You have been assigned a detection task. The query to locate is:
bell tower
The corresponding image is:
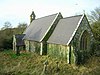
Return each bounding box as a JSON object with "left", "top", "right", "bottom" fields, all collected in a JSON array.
[{"left": 30, "top": 11, "right": 36, "bottom": 23}]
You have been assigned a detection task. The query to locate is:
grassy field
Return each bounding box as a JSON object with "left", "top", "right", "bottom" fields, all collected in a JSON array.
[{"left": 0, "top": 50, "right": 100, "bottom": 75}]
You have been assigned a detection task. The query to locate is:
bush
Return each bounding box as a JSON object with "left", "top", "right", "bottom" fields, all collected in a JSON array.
[{"left": 92, "top": 40, "right": 100, "bottom": 56}]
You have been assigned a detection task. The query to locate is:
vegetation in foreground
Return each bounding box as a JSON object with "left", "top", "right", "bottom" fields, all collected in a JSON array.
[{"left": 0, "top": 50, "right": 100, "bottom": 75}]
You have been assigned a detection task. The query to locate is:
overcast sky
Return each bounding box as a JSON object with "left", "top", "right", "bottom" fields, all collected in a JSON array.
[{"left": 0, "top": 0, "right": 100, "bottom": 29}]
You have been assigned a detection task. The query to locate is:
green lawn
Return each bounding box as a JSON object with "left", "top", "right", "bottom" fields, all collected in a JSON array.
[{"left": 0, "top": 50, "right": 100, "bottom": 75}]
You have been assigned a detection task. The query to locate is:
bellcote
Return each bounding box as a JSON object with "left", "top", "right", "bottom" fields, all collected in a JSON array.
[{"left": 30, "top": 11, "right": 36, "bottom": 23}]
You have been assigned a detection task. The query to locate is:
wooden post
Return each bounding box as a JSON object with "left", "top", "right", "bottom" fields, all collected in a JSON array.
[
  {"left": 16, "top": 46, "right": 20, "bottom": 56},
  {"left": 43, "top": 60, "right": 48, "bottom": 74},
  {"left": 56, "top": 61, "right": 60, "bottom": 73}
]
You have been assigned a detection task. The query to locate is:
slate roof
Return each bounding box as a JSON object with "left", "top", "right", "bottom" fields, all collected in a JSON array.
[
  {"left": 23, "top": 13, "right": 58, "bottom": 41},
  {"left": 15, "top": 34, "right": 25, "bottom": 46},
  {"left": 47, "top": 15, "right": 83, "bottom": 45}
]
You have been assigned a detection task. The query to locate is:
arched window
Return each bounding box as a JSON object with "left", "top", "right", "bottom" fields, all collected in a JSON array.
[{"left": 80, "top": 30, "right": 89, "bottom": 50}]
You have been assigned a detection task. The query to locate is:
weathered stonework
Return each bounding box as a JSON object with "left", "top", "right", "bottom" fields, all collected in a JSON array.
[
  {"left": 71, "top": 15, "right": 94, "bottom": 64},
  {"left": 47, "top": 44, "right": 68, "bottom": 61},
  {"left": 24, "top": 40, "right": 40, "bottom": 54},
  {"left": 47, "top": 44, "right": 75, "bottom": 64},
  {"left": 22, "top": 13, "right": 94, "bottom": 65},
  {"left": 47, "top": 15, "right": 94, "bottom": 64}
]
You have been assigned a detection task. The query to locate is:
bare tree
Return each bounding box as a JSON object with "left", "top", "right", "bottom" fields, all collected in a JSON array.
[
  {"left": 89, "top": 7, "right": 100, "bottom": 23},
  {"left": 1, "top": 21, "right": 12, "bottom": 30}
]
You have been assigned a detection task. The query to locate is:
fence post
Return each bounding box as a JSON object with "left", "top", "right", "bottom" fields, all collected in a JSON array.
[
  {"left": 16, "top": 46, "right": 20, "bottom": 56},
  {"left": 56, "top": 61, "right": 60, "bottom": 74},
  {"left": 43, "top": 60, "right": 48, "bottom": 75}
]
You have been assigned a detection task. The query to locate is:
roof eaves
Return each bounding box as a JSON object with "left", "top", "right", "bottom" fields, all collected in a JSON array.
[
  {"left": 66, "top": 14, "right": 85, "bottom": 45},
  {"left": 47, "top": 42, "right": 67, "bottom": 46},
  {"left": 40, "top": 13, "right": 59, "bottom": 42}
]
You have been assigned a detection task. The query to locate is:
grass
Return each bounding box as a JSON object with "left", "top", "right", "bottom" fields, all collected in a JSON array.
[{"left": 0, "top": 50, "right": 100, "bottom": 75}]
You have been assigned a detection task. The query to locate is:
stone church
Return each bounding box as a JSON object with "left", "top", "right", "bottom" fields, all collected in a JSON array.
[{"left": 13, "top": 11, "right": 94, "bottom": 64}]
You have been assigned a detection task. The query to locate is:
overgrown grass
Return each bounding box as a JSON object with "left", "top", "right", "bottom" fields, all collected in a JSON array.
[{"left": 0, "top": 50, "right": 100, "bottom": 75}]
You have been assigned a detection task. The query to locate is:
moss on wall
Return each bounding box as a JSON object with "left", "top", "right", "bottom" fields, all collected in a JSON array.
[
  {"left": 47, "top": 44, "right": 76, "bottom": 64},
  {"left": 24, "top": 40, "right": 40, "bottom": 54},
  {"left": 29, "top": 41, "right": 40, "bottom": 54},
  {"left": 48, "top": 44, "right": 68, "bottom": 61},
  {"left": 24, "top": 40, "right": 29, "bottom": 51},
  {"left": 70, "top": 46, "right": 75, "bottom": 64}
]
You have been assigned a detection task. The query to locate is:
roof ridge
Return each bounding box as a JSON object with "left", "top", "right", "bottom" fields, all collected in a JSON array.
[
  {"left": 34, "top": 13, "right": 58, "bottom": 21},
  {"left": 63, "top": 14, "right": 82, "bottom": 19},
  {"left": 67, "top": 14, "right": 84, "bottom": 45}
]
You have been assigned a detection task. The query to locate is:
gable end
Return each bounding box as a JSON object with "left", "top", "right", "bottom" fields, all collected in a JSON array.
[
  {"left": 40, "top": 12, "right": 63, "bottom": 42},
  {"left": 67, "top": 14, "right": 84, "bottom": 45}
]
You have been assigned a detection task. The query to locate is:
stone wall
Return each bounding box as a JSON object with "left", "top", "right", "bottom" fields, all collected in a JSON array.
[
  {"left": 13, "top": 35, "right": 17, "bottom": 51},
  {"left": 48, "top": 44, "right": 68, "bottom": 61},
  {"left": 24, "top": 40, "right": 41, "bottom": 54},
  {"left": 47, "top": 44, "right": 75, "bottom": 64}
]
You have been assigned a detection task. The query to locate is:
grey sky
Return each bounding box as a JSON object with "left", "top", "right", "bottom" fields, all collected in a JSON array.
[{"left": 0, "top": 0, "right": 100, "bottom": 29}]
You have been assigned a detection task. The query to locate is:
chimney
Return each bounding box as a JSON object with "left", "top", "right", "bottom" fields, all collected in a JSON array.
[{"left": 30, "top": 11, "right": 36, "bottom": 23}]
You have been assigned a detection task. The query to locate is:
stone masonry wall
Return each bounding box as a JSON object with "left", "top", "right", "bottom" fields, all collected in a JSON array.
[{"left": 71, "top": 15, "right": 94, "bottom": 64}]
